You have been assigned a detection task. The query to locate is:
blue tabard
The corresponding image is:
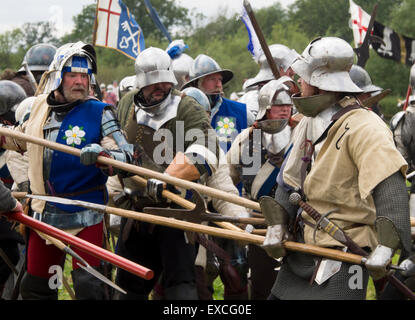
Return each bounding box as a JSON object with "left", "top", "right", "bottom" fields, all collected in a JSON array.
[
  {"left": 211, "top": 98, "right": 248, "bottom": 152},
  {"left": 47, "top": 99, "right": 108, "bottom": 213}
]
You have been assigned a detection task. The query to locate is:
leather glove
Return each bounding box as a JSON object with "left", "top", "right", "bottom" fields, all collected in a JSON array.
[
  {"left": 364, "top": 244, "right": 394, "bottom": 280},
  {"left": 261, "top": 224, "right": 288, "bottom": 259}
]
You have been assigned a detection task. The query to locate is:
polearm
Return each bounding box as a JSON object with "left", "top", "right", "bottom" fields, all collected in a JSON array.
[
  {"left": 243, "top": 0, "right": 280, "bottom": 80},
  {"left": 37, "top": 231, "right": 127, "bottom": 294},
  {"left": 403, "top": 85, "right": 412, "bottom": 111},
  {"left": 0, "top": 127, "right": 261, "bottom": 212},
  {"left": 21, "top": 193, "right": 379, "bottom": 267},
  {"left": 22, "top": 62, "right": 38, "bottom": 93},
  {"left": 130, "top": 176, "right": 264, "bottom": 229},
  {"left": 288, "top": 192, "right": 415, "bottom": 300},
  {"left": 1, "top": 210, "right": 153, "bottom": 281}
]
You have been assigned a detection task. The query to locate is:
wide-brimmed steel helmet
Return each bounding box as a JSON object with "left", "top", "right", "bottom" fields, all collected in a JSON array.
[
  {"left": 134, "top": 47, "right": 177, "bottom": 91},
  {"left": 349, "top": 65, "right": 382, "bottom": 93},
  {"left": 181, "top": 54, "right": 233, "bottom": 89},
  {"left": 18, "top": 43, "right": 57, "bottom": 73},
  {"left": 291, "top": 37, "right": 362, "bottom": 93},
  {"left": 0, "top": 80, "right": 27, "bottom": 115},
  {"left": 249, "top": 44, "right": 299, "bottom": 88}
]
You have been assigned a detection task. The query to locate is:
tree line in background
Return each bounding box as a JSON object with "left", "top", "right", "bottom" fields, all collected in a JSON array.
[{"left": 1, "top": 0, "right": 415, "bottom": 118}]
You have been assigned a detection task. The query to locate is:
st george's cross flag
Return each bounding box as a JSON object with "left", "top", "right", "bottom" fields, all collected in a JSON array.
[
  {"left": 94, "top": 0, "right": 145, "bottom": 60},
  {"left": 349, "top": 0, "right": 415, "bottom": 65},
  {"left": 348, "top": 0, "right": 371, "bottom": 48}
]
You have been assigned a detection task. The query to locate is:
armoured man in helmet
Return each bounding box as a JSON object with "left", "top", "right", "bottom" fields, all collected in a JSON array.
[
  {"left": 386, "top": 63, "right": 415, "bottom": 298},
  {"left": 113, "top": 47, "right": 220, "bottom": 300},
  {"left": 349, "top": 64, "right": 385, "bottom": 119},
  {"left": 180, "top": 55, "right": 254, "bottom": 299},
  {"left": 182, "top": 54, "right": 254, "bottom": 152},
  {"left": 126, "top": 86, "right": 252, "bottom": 300},
  {"left": 18, "top": 43, "right": 57, "bottom": 84},
  {"left": 263, "top": 37, "right": 411, "bottom": 300},
  {"left": 0, "top": 41, "right": 135, "bottom": 300},
  {"left": 239, "top": 44, "right": 300, "bottom": 119},
  {"left": 0, "top": 43, "right": 57, "bottom": 97},
  {"left": 0, "top": 80, "right": 26, "bottom": 299},
  {"left": 166, "top": 39, "right": 194, "bottom": 90},
  {"left": 227, "top": 79, "right": 296, "bottom": 299}
]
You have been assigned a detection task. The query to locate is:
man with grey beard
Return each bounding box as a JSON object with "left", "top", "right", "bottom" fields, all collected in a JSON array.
[{"left": 0, "top": 41, "right": 135, "bottom": 300}]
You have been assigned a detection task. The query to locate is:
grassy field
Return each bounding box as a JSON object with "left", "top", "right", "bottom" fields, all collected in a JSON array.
[{"left": 58, "top": 252, "right": 403, "bottom": 300}]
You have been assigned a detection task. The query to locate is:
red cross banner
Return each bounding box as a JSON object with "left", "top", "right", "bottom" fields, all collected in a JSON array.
[
  {"left": 93, "top": 0, "right": 145, "bottom": 60},
  {"left": 349, "top": 0, "right": 371, "bottom": 48},
  {"left": 349, "top": 0, "right": 415, "bottom": 66}
]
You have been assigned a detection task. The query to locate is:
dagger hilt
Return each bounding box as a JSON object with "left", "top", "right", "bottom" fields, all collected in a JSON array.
[{"left": 289, "top": 192, "right": 321, "bottom": 221}]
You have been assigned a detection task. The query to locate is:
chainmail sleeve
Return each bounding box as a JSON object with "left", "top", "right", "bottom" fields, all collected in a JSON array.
[{"left": 372, "top": 170, "right": 412, "bottom": 256}]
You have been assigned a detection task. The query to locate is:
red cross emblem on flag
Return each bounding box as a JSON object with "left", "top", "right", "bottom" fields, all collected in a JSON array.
[
  {"left": 349, "top": 0, "right": 373, "bottom": 47},
  {"left": 98, "top": 0, "right": 121, "bottom": 46},
  {"left": 352, "top": 7, "right": 368, "bottom": 45}
]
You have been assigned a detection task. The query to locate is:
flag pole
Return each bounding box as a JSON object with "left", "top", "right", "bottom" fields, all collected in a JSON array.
[
  {"left": 243, "top": 0, "right": 279, "bottom": 80},
  {"left": 92, "top": 0, "right": 99, "bottom": 46}
]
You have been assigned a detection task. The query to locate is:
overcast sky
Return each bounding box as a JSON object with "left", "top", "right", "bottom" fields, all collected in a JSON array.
[{"left": 0, "top": 0, "right": 296, "bottom": 36}]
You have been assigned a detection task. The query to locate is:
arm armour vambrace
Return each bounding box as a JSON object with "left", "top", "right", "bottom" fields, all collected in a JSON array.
[{"left": 101, "top": 107, "right": 134, "bottom": 176}]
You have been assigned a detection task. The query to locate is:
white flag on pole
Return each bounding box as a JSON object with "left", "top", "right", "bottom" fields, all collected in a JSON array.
[
  {"left": 348, "top": 0, "right": 371, "bottom": 48},
  {"left": 239, "top": 1, "right": 263, "bottom": 63}
]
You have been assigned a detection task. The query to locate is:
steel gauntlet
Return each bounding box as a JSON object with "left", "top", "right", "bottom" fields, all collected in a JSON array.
[
  {"left": 260, "top": 196, "right": 289, "bottom": 259},
  {"left": 365, "top": 217, "right": 401, "bottom": 280}
]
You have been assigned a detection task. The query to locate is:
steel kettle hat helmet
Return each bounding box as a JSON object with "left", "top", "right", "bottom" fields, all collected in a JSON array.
[
  {"left": 291, "top": 37, "right": 362, "bottom": 93},
  {"left": 134, "top": 47, "right": 177, "bottom": 91},
  {"left": 249, "top": 44, "right": 299, "bottom": 88},
  {"left": 19, "top": 43, "right": 57, "bottom": 73},
  {"left": 0, "top": 80, "right": 27, "bottom": 115},
  {"left": 46, "top": 41, "right": 97, "bottom": 92},
  {"left": 349, "top": 65, "right": 382, "bottom": 93},
  {"left": 181, "top": 54, "right": 233, "bottom": 90}
]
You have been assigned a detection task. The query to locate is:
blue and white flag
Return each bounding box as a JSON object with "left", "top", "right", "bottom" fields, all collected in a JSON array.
[
  {"left": 239, "top": 2, "right": 263, "bottom": 63},
  {"left": 94, "top": 0, "right": 145, "bottom": 60}
]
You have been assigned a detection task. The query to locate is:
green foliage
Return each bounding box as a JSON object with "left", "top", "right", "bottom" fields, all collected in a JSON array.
[
  {"left": 288, "top": 0, "right": 402, "bottom": 42},
  {"left": 123, "top": 0, "right": 191, "bottom": 41}
]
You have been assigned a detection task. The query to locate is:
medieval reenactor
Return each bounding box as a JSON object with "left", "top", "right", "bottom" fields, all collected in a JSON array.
[{"left": 0, "top": 41, "right": 135, "bottom": 300}]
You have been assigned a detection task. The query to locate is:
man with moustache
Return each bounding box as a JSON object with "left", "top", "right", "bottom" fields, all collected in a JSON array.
[
  {"left": 0, "top": 41, "right": 135, "bottom": 300},
  {"left": 114, "top": 47, "right": 221, "bottom": 300}
]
